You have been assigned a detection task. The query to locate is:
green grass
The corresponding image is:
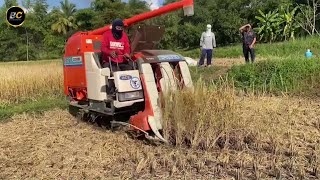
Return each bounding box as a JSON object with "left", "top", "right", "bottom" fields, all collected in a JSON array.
[
  {"left": 227, "top": 58, "right": 320, "bottom": 94},
  {"left": 189, "top": 66, "right": 225, "bottom": 81},
  {"left": 180, "top": 36, "right": 320, "bottom": 96},
  {"left": 178, "top": 36, "right": 320, "bottom": 59},
  {"left": 0, "top": 95, "right": 68, "bottom": 121}
]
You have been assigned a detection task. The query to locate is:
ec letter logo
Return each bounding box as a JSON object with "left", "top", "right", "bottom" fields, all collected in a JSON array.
[
  {"left": 10, "top": 12, "right": 23, "bottom": 19},
  {"left": 6, "top": 6, "right": 25, "bottom": 27}
]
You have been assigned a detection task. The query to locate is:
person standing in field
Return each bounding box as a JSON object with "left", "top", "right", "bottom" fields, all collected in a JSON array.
[
  {"left": 239, "top": 24, "right": 256, "bottom": 63},
  {"left": 198, "top": 24, "right": 216, "bottom": 67}
]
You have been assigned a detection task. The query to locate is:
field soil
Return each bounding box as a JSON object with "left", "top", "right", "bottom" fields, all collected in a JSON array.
[
  {"left": 193, "top": 57, "right": 266, "bottom": 66},
  {"left": 190, "top": 57, "right": 267, "bottom": 81},
  {"left": 1, "top": 95, "right": 319, "bottom": 179}
]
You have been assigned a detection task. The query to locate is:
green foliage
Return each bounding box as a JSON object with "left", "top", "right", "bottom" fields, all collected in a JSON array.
[
  {"left": 75, "top": 8, "right": 96, "bottom": 31},
  {"left": 179, "top": 36, "right": 320, "bottom": 59},
  {"left": 0, "top": 95, "right": 67, "bottom": 121},
  {"left": 51, "top": 0, "right": 78, "bottom": 35},
  {"left": 156, "top": 0, "right": 300, "bottom": 49},
  {"left": 0, "top": 0, "right": 150, "bottom": 61},
  {"left": 4, "top": 0, "right": 18, "bottom": 8},
  {"left": 255, "top": 4, "right": 303, "bottom": 43},
  {"left": 90, "top": 0, "right": 148, "bottom": 28},
  {"left": 228, "top": 58, "right": 320, "bottom": 94},
  {"left": 157, "top": 0, "right": 253, "bottom": 49},
  {"left": 1, "top": 0, "right": 320, "bottom": 61},
  {"left": 251, "top": 36, "right": 320, "bottom": 59},
  {"left": 255, "top": 9, "right": 282, "bottom": 42},
  {"left": 279, "top": 5, "right": 300, "bottom": 40}
]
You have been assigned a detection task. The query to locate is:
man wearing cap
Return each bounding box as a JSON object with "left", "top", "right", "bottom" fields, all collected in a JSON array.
[
  {"left": 198, "top": 24, "right": 216, "bottom": 67},
  {"left": 101, "top": 18, "right": 132, "bottom": 71},
  {"left": 239, "top": 24, "right": 256, "bottom": 63}
]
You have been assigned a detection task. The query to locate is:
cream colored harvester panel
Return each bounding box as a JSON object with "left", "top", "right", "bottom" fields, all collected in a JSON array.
[
  {"left": 159, "top": 62, "right": 177, "bottom": 94},
  {"left": 113, "top": 70, "right": 142, "bottom": 93},
  {"left": 179, "top": 61, "right": 194, "bottom": 90},
  {"left": 141, "top": 63, "right": 162, "bottom": 130},
  {"left": 84, "top": 52, "right": 108, "bottom": 101}
]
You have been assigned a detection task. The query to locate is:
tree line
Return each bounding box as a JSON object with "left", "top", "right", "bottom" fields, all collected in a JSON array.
[{"left": 0, "top": 0, "right": 319, "bottom": 61}]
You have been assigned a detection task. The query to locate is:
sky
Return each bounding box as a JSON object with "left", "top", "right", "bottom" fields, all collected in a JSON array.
[{"left": 0, "top": 0, "right": 165, "bottom": 10}]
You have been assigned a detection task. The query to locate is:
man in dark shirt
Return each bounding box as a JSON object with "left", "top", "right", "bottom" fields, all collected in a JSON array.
[{"left": 239, "top": 24, "right": 256, "bottom": 63}]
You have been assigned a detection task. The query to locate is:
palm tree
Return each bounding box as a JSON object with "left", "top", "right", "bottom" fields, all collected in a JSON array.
[
  {"left": 60, "top": 0, "right": 76, "bottom": 17},
  {"left": 51, "top": 16, "right": 77, "bottom": 34},
  {"left": 51, "top": 0, "right": 77, "bottom": 35}
]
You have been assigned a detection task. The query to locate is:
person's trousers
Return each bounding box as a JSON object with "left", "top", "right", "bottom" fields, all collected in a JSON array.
[
  {"left": 198, "top": 49, "right": 213, "bottom": 66},
  {"left": 243, "top": 45, "right": 255, "bottom": 63}
]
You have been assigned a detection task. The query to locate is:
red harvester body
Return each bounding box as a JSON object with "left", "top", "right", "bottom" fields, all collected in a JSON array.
[{"left": 63, "top": 0, "right": 194, "bottom": 142}]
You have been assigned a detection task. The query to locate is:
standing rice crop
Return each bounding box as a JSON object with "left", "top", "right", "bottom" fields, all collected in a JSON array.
[{"left": 0, "top": 60, "right": 63, "bottom": 104}]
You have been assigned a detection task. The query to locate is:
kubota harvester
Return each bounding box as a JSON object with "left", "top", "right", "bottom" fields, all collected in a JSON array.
[{"left": 63, "top": 0, "right": 195, "bottom": 143}]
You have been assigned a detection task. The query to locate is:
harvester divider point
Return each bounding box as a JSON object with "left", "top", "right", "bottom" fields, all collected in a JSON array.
[
  {"left": 111, "top": 120, "right": 168, "bottom": 144},
  {"left": 145, "top": 134, "right": 169, "bottom": 144},
  {"left": 147, "top": 117, "right": 168, "bottom": 144},
  {"left": 110, "top": 121, "right": 149, "bottom": 135}
]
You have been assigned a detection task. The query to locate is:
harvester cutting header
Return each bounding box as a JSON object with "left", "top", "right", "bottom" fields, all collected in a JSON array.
[{"left": 63, "top": 0, "right": 195, "bottom": 143}]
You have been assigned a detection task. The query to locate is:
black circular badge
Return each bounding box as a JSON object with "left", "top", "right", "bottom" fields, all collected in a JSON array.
[{"left": 6, "top": 6, "right": 25, "bottom": 27}]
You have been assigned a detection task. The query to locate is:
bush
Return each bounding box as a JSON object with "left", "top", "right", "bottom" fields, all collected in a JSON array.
[
  {"left": 227, "top": 58, "right": 320, "bottom": 94},
  {"left": 178, "top": 36, "right": 320, "bottom": 59}
]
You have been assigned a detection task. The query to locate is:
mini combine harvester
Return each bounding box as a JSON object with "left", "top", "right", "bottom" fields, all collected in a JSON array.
[{"left": 63, "top": 0, "right": 195, "bottom": 143}]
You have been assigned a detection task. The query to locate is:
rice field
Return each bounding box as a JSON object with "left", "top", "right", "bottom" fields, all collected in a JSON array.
[
  {"left": 0, "top": 59, "right": 319, "bottom": 179},
  {"left": 162, "top": 82, "right": 320, "bottom": 179},
  {"left": 0, "top": 91, "right": 319, "bottom": 179},
  {"left": 0, "top": 60, "right": 63, "bottom": 105}
]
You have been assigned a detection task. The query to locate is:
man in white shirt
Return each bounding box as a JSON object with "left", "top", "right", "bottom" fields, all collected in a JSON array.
[{"left": 198, "top": 24, "right": 216, "bottom": 67}]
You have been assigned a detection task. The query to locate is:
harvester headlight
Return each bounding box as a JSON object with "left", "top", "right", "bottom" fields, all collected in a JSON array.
[{"left": 118, "top": 91, "right": 144, "bottom": 102}]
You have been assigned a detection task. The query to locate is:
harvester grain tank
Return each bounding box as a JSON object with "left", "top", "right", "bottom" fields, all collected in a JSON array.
[{"left": 63, "top": 0, "right": 195, "bottom": 143}]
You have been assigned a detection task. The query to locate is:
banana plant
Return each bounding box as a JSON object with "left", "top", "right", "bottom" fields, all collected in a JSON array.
[
  {"left": 255, "top": 9, "right": 283, "bottom": 43},
  {"left": 279, "top": 5, "right": 299, "bottom": 40}
]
